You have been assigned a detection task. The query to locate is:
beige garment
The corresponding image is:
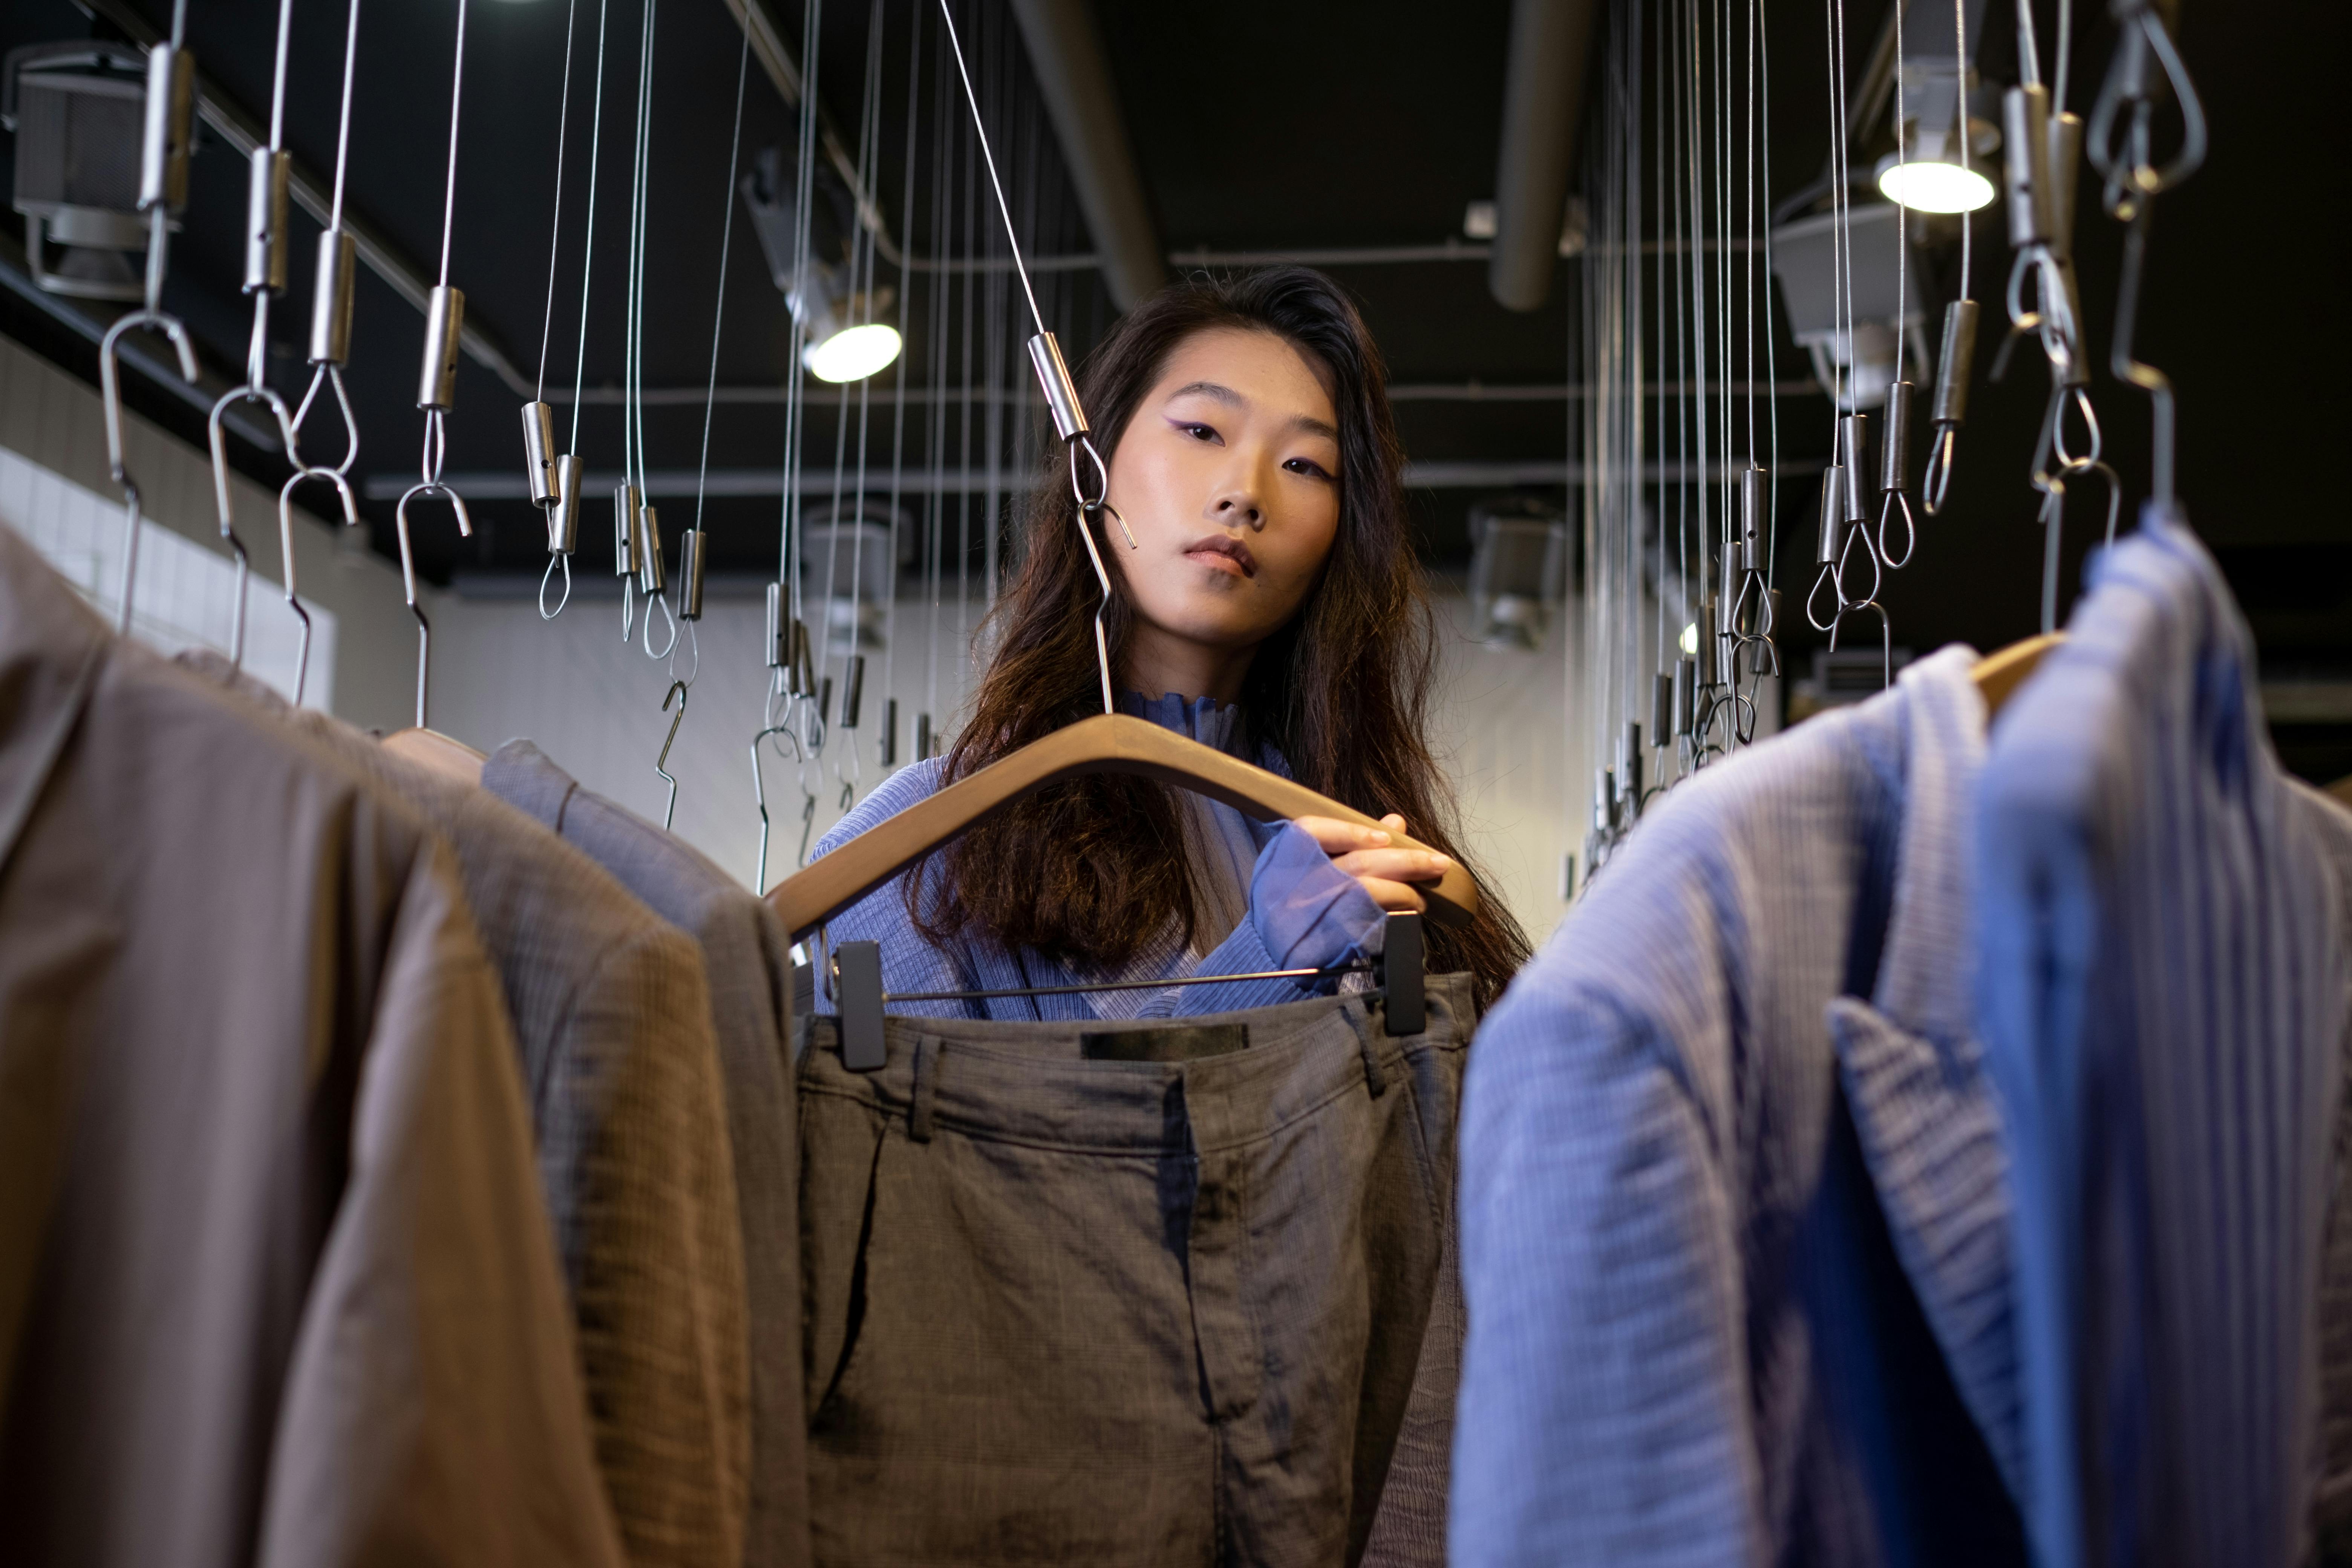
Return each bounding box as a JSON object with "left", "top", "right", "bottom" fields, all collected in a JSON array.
[
  {"left": 0, "top": 526, "right": 622, "bottom": 1568},
  {"left": 182, "top": 654, "right": 751, "bottom": 1568},
  {"left": 485, "top": 740, "right": 809, "bottom": 1568}
]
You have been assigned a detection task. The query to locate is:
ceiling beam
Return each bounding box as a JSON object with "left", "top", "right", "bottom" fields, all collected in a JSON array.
[
  {"left": 68, "top": 0, "right": 536, "bottom": 397},
  {"left": 1489, "top": 0, "right": 1601, "bottom": 311},
  {"left": 1005, "top": 0, "right": 1163, "bottom": 310}
]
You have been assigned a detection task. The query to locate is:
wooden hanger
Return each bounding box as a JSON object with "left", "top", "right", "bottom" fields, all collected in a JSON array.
[
  {"left": 763, "top": 713, "right": 1480, "bottom": 942},
  {"left": 1973, "top": 632, "right": 2065, "bottom": 717},
  {"left": 383, "top": 727, "right": 485, "bottom": 786}
]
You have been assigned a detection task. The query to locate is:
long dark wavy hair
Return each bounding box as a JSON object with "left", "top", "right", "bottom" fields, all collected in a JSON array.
[{"left": 912, "top": 266, "right": 1531, "bottom": 1011}]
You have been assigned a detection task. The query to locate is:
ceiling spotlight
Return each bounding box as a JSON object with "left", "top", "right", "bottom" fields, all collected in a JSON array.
[
  {"left": 1876, "top": 155, "right": 1997, "bottom": 214},
  {"left": 740, "top": 146, "right": 901, "bottom": 384},
  {"left": 1880, "top": 2, "right": 1999, "bottom": 215},
  {"left": 804, "top": 322, "right": 902, "bottom": 384}
]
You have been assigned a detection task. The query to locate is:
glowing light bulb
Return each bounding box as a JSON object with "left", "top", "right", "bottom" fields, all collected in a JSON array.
[
  {"left": 1680, "top": 621, "right": 1700, "bottom": 656},
  {"left": 803, "top": 323, "right": 903, "bottom": 384},
  {"left": 1877, "top": 159, "right": 1997, "bottom": 214}
]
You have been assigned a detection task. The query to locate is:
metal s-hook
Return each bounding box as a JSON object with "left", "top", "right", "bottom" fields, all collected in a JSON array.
[
  {"left": 748, "top": 712, "right": 801, "bottom": 894},
  {"left": 654, "top": 678, "right": 688, "bottom": 831},
  {"left": 205, "top": 386, "right": 301, "bottom": 670},
  {"left": 276, "top": 462, "right": 358, "bottom": 707},
  {"left": 2034, "top": 455, "right": 2124, "bottom": 632},
  {"left": 98, "top": 310, "right": 201, "bottom": 636},
  {"left": 393, "top": 453, "right": 473, "bottom": 730},
  {"left": 1827, "top": 597, "right": 1893, "bottom": 692}
]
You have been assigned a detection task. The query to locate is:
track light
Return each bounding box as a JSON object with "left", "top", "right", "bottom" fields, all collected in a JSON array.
[
  {"left": 804, "top": 322, "right": 902, "bottom": 384},
  {"left": 1877, "top": 154, "right": 1997, "bottom": 213},
  {"left": 740, "top": 145, "right": 902, "bottom": 384},
  {"left": 1881, "top": 1, "right": 1998, "bottom": 214}
]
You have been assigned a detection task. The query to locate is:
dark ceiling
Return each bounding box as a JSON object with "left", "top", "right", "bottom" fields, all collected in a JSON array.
[{"left": 3, "top": 0, "right": 2347, "bottom": 756}]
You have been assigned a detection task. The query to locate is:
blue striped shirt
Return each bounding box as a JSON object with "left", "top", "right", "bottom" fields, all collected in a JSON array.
[
  {"left": 1453, "top": 645, "right": 2024, "bottom": 1568},
  {"left": 1975, "top": 506, "right": 2348, "bottom": 1568}
]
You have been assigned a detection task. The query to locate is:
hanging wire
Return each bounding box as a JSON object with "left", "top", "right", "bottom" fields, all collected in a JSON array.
[
  {"left": 833, "top": 0, "right": 889, "bottom": 811},
  {"left": 878, "top": 0, "right": 925, "bottom": 776},
  {"left": 536, "top": 0, "right": 582, "bottom": 400},
  {"left": 680, "top": 26, "right": 751, "bottom": 694},
  {"left": 567, "top": 0, "right": 610, "bottom": 451}
]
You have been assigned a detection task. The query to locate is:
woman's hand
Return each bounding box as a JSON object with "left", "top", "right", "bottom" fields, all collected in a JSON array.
[{"left": 1293, "top": 813, "right": 1452, "bottom": 914}]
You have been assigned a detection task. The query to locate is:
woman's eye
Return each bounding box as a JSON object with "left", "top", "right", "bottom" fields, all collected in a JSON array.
[
  {"left": 1283, "top": 458, "right": 1333, "bottom": 480},
  {"left": 1182, "top": 423, "right": 1218, "bottom": 443}
]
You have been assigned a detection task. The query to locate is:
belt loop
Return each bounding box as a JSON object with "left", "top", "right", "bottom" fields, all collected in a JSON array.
[
  {"left": 908, "top": 1034, "right": 942, "bottom": 1142},
  {"left": 1342, "top": 1003, "right": 1389, "bottom": 1098}
]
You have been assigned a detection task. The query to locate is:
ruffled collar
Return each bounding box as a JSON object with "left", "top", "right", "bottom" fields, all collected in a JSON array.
[{"left": 1116, "top": 691, "right": 1246, "bottom": 756}]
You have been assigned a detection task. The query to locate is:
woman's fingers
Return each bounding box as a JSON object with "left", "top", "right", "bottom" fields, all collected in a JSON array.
[
  {"left": 1353, "top": 876, "right": 1429, "bottom": 914},
  {"left": 1331, "top": 847, "right": 1453, "bottom": 884},
  {"left": 1296, "top": 813, "right": 1420, "bottom": 855},
  {"left": 1294, "top": 814, "right": 1393, "bottom": 856}
]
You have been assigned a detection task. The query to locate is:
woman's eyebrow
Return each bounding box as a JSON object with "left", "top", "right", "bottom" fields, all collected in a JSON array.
[
  {"left": 1169, "top": 380, "right": 1338, "bottom": 443},
  {"left": 1167, "top": 379, "right": 1246, "bottom": 408}
]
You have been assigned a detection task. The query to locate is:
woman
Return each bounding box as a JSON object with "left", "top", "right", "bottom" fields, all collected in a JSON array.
[{"left": 813, "top": 266, "right": 1530, "bottom": 1019}]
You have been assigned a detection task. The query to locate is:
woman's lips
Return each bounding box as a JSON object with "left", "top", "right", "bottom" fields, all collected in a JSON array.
[{"left": 1184, "top": 534, "right": 1257, "bottom": 577}]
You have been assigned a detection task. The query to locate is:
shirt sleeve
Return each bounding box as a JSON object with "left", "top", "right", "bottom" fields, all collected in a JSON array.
[
  {"left": 1450, "top": 972, "right": 1763, "bottom": 1568},
  {"left": 1141, "top": 821, "right": 1387, "bottom": 1017}
]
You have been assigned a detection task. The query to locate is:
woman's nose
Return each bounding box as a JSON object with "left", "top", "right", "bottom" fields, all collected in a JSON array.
[{"left": 1210, "top": 484, "right": 1265, "bottom": 531}]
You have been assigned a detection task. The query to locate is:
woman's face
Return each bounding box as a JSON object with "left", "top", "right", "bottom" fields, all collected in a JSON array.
[{"left": 1103, "top": 327, "right": 1343, "bottom": 674}]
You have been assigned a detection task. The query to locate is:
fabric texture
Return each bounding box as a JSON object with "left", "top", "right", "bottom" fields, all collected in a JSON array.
[
  {"left": 1975, "top": 508, "right": 2349, "bottom": 1568},
  {"left": 795, "top": 977, "right": 1472, "bottom": 1567},
  {"left": 0, "top": 525, "right": 622, "bottom": 1568},
  {"left": 182, "top": 655, "right": 749, "bottom": 1568},
  {"left": 2300, "top": 782, "right": 2352, "bottom": 1564},
  {"left": 1453, "top": 644, "right": 2025, "bottom": 1568},
  {"left": 487, "top": 738, "right": 808, "bottom": 1568},
  {"left": 807, "top": 691, "right": 1385, "bottom": 1021}
]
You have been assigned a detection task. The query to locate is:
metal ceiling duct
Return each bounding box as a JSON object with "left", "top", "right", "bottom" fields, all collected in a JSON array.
[
  {"left": 1006, "top": 0, "right": 1164, "bottom": 311},
  {"left": 1488, "top": 0, "right": 1601, "bottom": 312}
]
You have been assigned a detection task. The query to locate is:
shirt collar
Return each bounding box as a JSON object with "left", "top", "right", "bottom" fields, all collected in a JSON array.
[
  {"left": 1116, "top": 690, "right": 1246, "bottom": 756},
  {"left": 1867, "top": 642, "right": 1990, "bottom": 1042}
]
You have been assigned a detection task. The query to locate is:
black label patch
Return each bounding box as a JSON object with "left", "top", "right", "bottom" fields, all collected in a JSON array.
[{"left": 1080, "top": 1023, "right": 1250, "bottom": 1062}]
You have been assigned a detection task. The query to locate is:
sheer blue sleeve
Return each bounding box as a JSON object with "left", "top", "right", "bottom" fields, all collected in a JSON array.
[{"left": 1143, "top": 820, "right": 1386, "bottom": 1017}]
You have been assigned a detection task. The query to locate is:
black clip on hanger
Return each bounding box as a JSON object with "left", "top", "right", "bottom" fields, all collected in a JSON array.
[{"left": 830, "top": 911, "right": 1427, "bottom": 1073}]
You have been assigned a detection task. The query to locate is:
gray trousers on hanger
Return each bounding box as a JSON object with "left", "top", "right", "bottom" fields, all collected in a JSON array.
[{"left": 795, "top": 975, "right": 1473, "bottom": 1568}]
